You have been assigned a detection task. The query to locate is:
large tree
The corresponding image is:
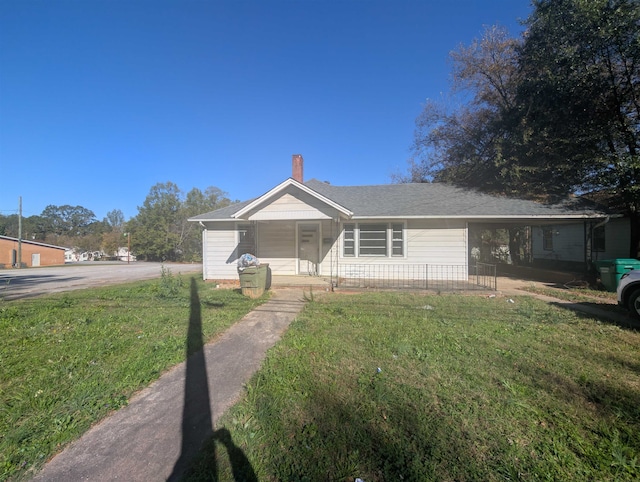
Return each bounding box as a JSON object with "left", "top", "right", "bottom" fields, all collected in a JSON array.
[
  {"left": 408, "top": 26, "right": 536, "bottom": 195},
  {"left": 517, "top": 0, "right": 640, "bottom": 256},
  {"left": 129, "top": 182, "right": 230, "bottom": 262},
  {"left": 39, "top": 205, "right": 98, "bottom": 241},
  {"left": 129, "top": 182, "right": 183, "bottom": 261},
  {"left": 408, "top": 1, "right": 640, "bottom": 257},
  {"left": 105, "top": 209, "right": 125, "bottom": 232},
  {"left": 180, "top": 186, "right": 231, "bottom": 261},
  {"left": 407, "top": 26, "right": 534, "bottom": 263}
]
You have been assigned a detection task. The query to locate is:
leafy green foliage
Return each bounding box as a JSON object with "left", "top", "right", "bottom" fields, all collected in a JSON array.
[
  {"left": 128, "top": 182, "right": 231, "bottom": 262},
  {"left": 156, "top": 264, "right": 185, "bottom": 298},
  {"left": 40, "top": 205, "right": 99, "bottom": 238}
]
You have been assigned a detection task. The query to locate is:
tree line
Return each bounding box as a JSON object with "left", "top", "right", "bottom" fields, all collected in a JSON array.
[
  {"left": 402, "top": 0, "right": 639, "bottom": 259},
  {"left": 0, "top": 182, "right": 231, "bottom": 262}
]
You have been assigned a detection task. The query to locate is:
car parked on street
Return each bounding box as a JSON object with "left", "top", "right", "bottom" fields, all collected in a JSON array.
[{"left": 617, "top": 269, "right": 640, "bottom": 320}]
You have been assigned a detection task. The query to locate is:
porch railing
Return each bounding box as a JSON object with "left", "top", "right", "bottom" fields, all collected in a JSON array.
[
  {"left": 473, "top": 262, "right": 498, "bottom": 291},
  {"left": 335, "top": 263, "right": 496, "bottom": 291}
]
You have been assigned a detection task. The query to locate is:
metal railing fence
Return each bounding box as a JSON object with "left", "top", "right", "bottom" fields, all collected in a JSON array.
[{"left": 335, "top": 263, "right": 496, "bottom": 291}]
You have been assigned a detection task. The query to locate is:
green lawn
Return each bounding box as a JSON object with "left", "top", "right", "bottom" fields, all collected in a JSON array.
[
  {"left": 0, "top": 271, "right": 263, "bottom": 481},
  {"left": 520, "top": 284, "right": 618, "bottom": 303},
  {"left": 184, "top": 292, "right": 640, "bottom": 481}
]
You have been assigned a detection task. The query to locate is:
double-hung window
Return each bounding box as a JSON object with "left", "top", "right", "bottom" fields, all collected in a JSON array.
[
  {"left": 392, "top": 223, "right": 404, "bottom": 256},
  {"left": 359, "top": 224, "right": 388, "bottom": 256},
  {"left": 343, "top": 224, "right": 355, "bottom": 257},
  {"left": 342, "top": 223, "right": 405, "bottom": 258}
]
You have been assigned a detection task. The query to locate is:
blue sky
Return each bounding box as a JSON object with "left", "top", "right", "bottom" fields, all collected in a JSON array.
[{"left": 0, "top": 0, "right": 532, "bottom": 221}]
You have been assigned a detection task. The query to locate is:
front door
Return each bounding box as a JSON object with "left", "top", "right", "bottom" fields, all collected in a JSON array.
[{"left": 298, "top": 223, "right": 319, "bottom": 275}]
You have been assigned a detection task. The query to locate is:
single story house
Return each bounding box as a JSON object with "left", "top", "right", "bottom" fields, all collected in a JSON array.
[
  {"left": 189, "top": 155, "right": 616, "bottom": 286},
  {"left": 0, "top": 235, "right": 67, "bottom": 268}
]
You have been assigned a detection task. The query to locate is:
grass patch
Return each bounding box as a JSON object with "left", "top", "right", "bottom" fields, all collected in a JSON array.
[
  {"left": 520, "top": 285, "right": 625, "bottom": 312},
  {"left": 0, "top": 274, "right": 263, "bottom": 480},
  {"left": 184, "top": 292, "right": 640, "bottom": 481}
]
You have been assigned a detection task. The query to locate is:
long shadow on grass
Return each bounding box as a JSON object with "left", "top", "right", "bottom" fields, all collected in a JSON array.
[
  {"left": 549, "top": 301, "right": 640, "bottom": 330},
  {"left": 168, "top": 278, "right": 256, "bottom": 482},
  {"left": 516, "top": 349, "right": 640, "bottom": 429},
  {"left": 262, "top": 383, "right": 491, "bottom": 480},
  {"left": 167, "top": 278, "right": 215, "bottom": 480}
]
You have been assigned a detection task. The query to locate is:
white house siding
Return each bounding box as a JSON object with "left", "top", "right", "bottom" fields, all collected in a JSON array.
[
  {"left": 336, "top": 219, "right": 468, "bottom": 280},
  {"left": 247, "top": 190, "right": 335, "bottom": 221},
  {"left": 319, "top": 219, "right": 340, "bottom": 277},
  {"left": 256, "top": 221, "right": 297, "bottom": 274},
  {"left": 407, "top": 219, "right": 467, "bottom": 266},
  {"left": 532, "top": 219, "right": 630, "bottom": 265},
  {"left": 202, "top": 216, "right": 471, "bottom": 280},
  {"left": 594, "top": 218, "right": 631, "bottom": 261},
  {"left": 533, "top": 224, "right": 584, "bottom": 263},
  {"left": 202, "top": 222, "right": 239, "bottom": 280}
]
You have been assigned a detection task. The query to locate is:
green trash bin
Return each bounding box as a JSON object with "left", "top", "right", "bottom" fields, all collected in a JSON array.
[
  {"left": 238, "top": 264, "right": 270, "bottom": 298},
  {"left": 595, "top": 258, "right": 640, "bottom": 292},
  {"left": 259, "top": 263, "right": 271, "bottom": 290}
]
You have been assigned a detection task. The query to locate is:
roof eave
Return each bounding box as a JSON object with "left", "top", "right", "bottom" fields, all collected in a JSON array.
[
  {"left": 188, "top": 217, "right": 238, "bottom": 222},
  {"left": 350, "top": 214, "right": 615, "bottom": 220}
]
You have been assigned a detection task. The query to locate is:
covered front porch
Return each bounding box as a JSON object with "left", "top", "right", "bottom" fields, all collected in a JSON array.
[{"left": 248, "top": 219, "right": 341, "bottom": 278}]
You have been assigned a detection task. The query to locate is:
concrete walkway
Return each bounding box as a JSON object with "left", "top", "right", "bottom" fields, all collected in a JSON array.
[{"left": 32, "top": 288, "right": 306, "bottom": 481}]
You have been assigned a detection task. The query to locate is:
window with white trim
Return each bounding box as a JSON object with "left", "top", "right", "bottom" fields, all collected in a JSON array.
[
  {"left": 238, "top": 223, "right": 256, "bottom": 254},
  {"left": 343, "top": 224, "right": 355, "bottom": 257},
  {"left": 392, "top": 223, "right": 404, "bottom": 256},
  {"left": 342, "top": 223, "right": 405, "bottom": 258}
]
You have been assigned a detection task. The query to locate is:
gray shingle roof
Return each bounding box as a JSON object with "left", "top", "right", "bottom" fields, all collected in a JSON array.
[
  {"left": 304, "top": 179, "right": 610, "bottom": 218},
  {"left": 188, "top": 198, "right": 255, "bottom": 221},
  {"left": 189, "top": 178, "right": 612, "bottom": 221}
]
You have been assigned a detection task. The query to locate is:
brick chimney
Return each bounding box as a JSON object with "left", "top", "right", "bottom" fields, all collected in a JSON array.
[{"left": 292, "top": 154, "right": 303, "bottom": 183}]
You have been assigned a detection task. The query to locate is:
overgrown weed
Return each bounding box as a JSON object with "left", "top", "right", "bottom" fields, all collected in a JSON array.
[{"left": 156, "top": 264, "right": 185, "bottom": 298}]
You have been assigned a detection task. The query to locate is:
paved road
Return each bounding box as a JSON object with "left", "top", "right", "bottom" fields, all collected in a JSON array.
[{"left": 0, "top": 262, "right": 202, "bottom": 300}]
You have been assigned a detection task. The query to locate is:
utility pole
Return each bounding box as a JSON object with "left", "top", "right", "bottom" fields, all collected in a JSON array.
[
  {"left": 125, "top": 232, "right": 131, "bottom": 264},
  {"left": 17, "top": 196, "right": 22, "bottom": 268}
]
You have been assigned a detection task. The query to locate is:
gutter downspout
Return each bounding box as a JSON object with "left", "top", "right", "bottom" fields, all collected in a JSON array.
[
  {"left": 335, "top": 218, "right": 340, "bottom": 289},
  {"left": 199, "top": 222, "right": 206, "bottom": 280}
]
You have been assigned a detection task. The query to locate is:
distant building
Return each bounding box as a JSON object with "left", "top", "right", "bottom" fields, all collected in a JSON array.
[
  {"left": 0, "top": 235, "right": 67, "bottom": 268},
  {"left": 64, "top": 247, "right": 136, "bottom": 263},
  {"left": 116, "top": 247, "right": 136, "bottom": 262}
]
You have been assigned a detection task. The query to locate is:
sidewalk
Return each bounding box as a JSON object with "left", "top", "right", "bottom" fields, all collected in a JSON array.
[{"left": 32, "top": 288, "right": 306, "bottom": 481}]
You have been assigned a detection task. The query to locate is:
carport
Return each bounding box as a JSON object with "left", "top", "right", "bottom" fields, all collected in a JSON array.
[{"left": 467, "top": 212, "right": 626, "bottom": 276}]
